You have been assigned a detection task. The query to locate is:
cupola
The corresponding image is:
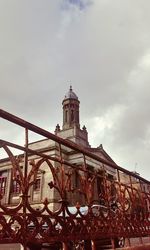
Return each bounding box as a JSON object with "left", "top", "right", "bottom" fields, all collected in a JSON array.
[{"left": 62, "top": 86, "right": 80, "bottom": 130}]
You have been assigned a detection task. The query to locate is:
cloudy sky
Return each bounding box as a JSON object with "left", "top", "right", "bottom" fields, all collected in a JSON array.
[{"left": 0, "top": 0, "right": 150, "bottom": 180}]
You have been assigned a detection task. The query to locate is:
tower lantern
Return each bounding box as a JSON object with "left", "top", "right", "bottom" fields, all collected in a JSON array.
[
  {"left": 55, "top": 86, "right": 90, "bottom": 147},
  {"left": 62, "top": 86, "right": 80, "bottom": 130}
]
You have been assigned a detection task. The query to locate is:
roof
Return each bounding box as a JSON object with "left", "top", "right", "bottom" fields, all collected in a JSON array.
[
  {"left": 63, "top": 86, "right": 78, "bottom": 101},
  {"left": 88, "top": 146, "right": 117, "bottom": 165}
]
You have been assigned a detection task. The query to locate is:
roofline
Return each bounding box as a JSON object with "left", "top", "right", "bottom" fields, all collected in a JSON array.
[{"left": 0, "top": 109, "right": 149, "bottom": 184}]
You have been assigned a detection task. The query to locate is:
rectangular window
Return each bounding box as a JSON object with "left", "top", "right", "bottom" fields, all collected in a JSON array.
[
  {"left": 12, "top": 178, "right": 20, "bottom": 194},
  {"left": 32, "top": 173, "right": 43, "bottom": 202},
  {"left": 0, "top": 176, "right": 7, "bottom": 195},
  {"left": 33, "top": 178, "right": 41, "bottom": 191}
]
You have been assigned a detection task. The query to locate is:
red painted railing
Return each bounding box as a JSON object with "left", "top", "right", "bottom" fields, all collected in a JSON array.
[{"left": 0, "top": 109, "right": 150, "bottom": 250}]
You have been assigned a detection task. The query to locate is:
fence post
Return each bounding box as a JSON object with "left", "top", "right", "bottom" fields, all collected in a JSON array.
[
  {"left": 91, "top": 240, "right": 96, "bottom": 250},
  {"left": 62, "top": 242, "right": 68, "bottom": 250},
  {"left": 111, "top": 238, "right": 115, "bottom": 249}
]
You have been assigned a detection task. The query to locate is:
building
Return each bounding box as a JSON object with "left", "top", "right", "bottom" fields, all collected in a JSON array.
[
  {"left": 0, "top": 86, "right": 116, "bottom": 211},
  {"left": 0, "top": 87, "right": 150, "bottom": 250}
]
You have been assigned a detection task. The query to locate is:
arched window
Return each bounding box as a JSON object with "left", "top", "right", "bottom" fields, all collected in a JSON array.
[
  {"left": 76, "top": 110, "right": 79, "bottom": 123},
  {"left": 71, "top": 110, "right": 74, "bottom": 122},
  {"left": 65, "top": 110, "right": 68, "bottom": 123}
]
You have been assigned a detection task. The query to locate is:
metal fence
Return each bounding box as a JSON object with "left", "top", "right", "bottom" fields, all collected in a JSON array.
[{"left": 0, "top": 109, "right": 150, "bottom": 250}]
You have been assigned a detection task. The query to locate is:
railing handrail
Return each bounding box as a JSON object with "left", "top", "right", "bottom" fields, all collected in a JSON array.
[{"left": 0, "top": 108, "right": 149, "bottom": 184}]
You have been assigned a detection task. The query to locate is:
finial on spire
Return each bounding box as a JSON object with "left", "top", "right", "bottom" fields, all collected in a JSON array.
[{"left": 54, "top": 124, "right": 60, "bottom": 134}]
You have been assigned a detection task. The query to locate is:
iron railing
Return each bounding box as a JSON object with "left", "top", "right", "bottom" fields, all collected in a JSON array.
[{"left": 0, "top": 109, "right": 150, "bottom": 250}]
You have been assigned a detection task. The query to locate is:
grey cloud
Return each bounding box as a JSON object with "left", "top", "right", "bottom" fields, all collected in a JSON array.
[
  {"left": 1, "top": 0, "right": 150, "bottom": 180},
  {"left": 62, "top": 0, "right": 92, "bottom": 10}
]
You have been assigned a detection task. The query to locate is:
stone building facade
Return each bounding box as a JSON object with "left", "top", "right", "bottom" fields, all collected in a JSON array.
[{"left": 0, "top": 86, "right": 116, "bottom": 211}]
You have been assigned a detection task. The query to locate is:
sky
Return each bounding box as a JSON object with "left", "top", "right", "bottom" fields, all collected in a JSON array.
[{"left": 0, "top": 0, "right": 150, "bottom": 180}]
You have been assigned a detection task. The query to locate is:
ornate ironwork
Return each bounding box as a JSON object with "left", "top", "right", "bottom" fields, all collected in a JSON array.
[{"left": 0, "top": 109, "right": 150, "bottom": 249}]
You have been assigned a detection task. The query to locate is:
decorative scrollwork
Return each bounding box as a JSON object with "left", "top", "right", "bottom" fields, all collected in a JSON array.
[{"left": 0, "top": 123, "right": 150, "bottom": 247}]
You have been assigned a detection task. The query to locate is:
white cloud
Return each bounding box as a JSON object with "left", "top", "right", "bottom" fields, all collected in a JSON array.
[{"left": 1, "top": 0, "right": 150, "bottom": 181}]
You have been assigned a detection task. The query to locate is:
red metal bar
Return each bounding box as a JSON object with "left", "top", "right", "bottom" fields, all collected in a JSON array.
[
  {"left": 0, "top": 109, "right": 149, "bottom": 184},
  {"left": 0, "top": 109, "right": 150, "bottom": 248}
]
